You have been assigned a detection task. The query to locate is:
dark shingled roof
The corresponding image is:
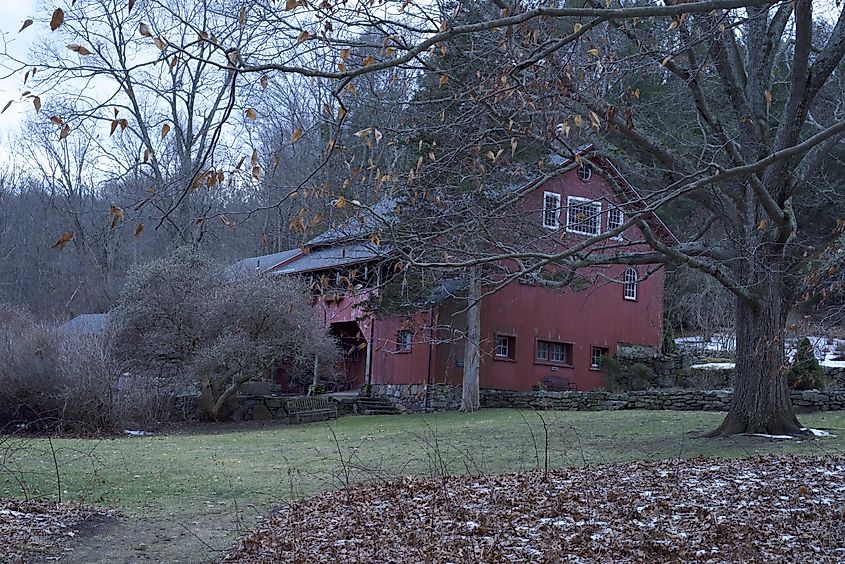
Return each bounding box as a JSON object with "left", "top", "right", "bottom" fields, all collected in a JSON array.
[
  {"left": 305, "top": 199, "right": 397, "bottom": 248},
  {"left": 226, "top": 248, "right": 301, "bottom": 276},
  {"left": 271, "top": 243, "right": 390, "bottom": 275}
]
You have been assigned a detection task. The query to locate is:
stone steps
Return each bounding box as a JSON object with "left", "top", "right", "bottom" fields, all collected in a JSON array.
[{"left": 356, "top": 397, "right": 403, "bottom": 415}]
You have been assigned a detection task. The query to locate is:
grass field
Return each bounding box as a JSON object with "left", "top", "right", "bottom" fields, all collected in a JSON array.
[{"left": 3, "top": 409, "right": 845, "bottom": 562}]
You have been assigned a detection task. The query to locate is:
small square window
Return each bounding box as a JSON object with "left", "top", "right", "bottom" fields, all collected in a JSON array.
[
  {"left": 397, "top": 330, "right": 412, "bottom": 353},
  {"left": 566, "top": 197, "right": 602, "bottom": 236},
  {"left": 495, "top": 335, "right": 516, "bottom": 360},
  {"left": 591, "top": 347, "right": 609, "bottom": 369}
]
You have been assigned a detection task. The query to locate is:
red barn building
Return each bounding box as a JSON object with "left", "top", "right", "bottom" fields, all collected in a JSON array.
[{"left": 233, "top": 150, "right": 669, "bottom": 393}]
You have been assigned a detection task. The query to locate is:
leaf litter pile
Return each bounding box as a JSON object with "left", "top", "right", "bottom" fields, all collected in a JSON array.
[
  {"left": 0, "top": 499, "right": 105, "bottom": 562},
  {"left": 227, "top": 455, "right": 845, "bottom": 562}
]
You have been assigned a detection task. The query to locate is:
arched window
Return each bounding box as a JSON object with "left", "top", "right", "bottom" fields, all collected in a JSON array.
[
  {"left": 577, "top": 162, "right": 592, "bottom": 181},
  {"left": 624, "top": 268, "right": 638, "bottom": 300}
]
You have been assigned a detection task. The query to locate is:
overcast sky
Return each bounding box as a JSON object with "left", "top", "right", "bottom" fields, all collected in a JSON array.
[{"left": 0, "top": 1, "right": 41, "bottom": 145}]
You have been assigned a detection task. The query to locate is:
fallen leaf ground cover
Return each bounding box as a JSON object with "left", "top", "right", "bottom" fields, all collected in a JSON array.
[
  {"left": 0, "top": 499, "right": 108, "bottom": 562},
  {"left": 1, "top": 409, "right": 844, "bottom": 562},
  {"left": 226, "top": 455, "right": 845, "bottom": 563}
]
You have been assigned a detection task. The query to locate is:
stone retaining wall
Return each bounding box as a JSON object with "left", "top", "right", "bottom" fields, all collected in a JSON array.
[
  {"left": 369, "top": 384, "right": 845, "bottom": 413},
  {"left": 829, "top": 366, "right": 845, "bottom": 389},
  {"left": 172, "top": 394, "right": 357, "bottom": 422},
  {"left": 368, "top": 383, "right": 462, "bottom": 411}
]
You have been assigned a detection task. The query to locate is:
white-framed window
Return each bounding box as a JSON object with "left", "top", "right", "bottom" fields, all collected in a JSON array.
[
  {"left": 536, "top": 340, "right": 573, "bottom": 365},
  {"left": 495, "top": 335, "right": 515, "bottom": 360},
  {"left": 542, "top": 191, "right": 561, "bottom": 229},
  {"left": 591, "top": 346, "right": 609, "bottom": 368},
  {"left": 397, "top": 330, "right": 413, "bottom": 353},
  {"left": 566, "top": 197, "right": 602, "bottom": 236},
  {"left": 577, "top": 162, "right": 592, "bottom": 181},
  {"left": 608, "top": 207, "right": 624, "bottom": 233},
  {"left": 624, "top": 268, "right": 638, "bottom": 300}
]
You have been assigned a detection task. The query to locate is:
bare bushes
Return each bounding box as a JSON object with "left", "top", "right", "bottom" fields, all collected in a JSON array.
[
  {"left": 110, "top": 249, "right": 340, "bottom": 421},
  {"left": 0, "top": 309, "right": 121, "bottom": 432}
]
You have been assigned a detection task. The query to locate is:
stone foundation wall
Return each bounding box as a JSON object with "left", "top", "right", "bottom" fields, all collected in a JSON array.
[
  {"left": 368, "top": 383, "right": 462, "bottom": 411},
  {"left": 369, "top": 384, "right": 845, "bottom": 413}
]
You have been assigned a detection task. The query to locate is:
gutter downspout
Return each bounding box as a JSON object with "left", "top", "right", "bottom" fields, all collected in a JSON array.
[{"left": 424, "top": 306, "right": 434, "bottom": 410}]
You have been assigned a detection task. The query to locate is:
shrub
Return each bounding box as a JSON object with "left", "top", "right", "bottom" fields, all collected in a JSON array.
[
  {"left": 599, "top": 356, "right": 658, "bottom": 391},
  {"left": 786, "top": 337, "right": 828, "bottom": 391},
  {"left": 0, "top": 313, "right": 122, "bottom": 433},
  {"left": 110, "top": 249, "right": 341, "bottom": 421}
]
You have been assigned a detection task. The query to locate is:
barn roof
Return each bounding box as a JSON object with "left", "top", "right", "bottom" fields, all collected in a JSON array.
[
  {"left": 271, "top": 243, "right": 389, "bottom": 275},
  {"left": 226, "top": 248, "right": 301, "bottom": 275},
  {"left": 305, "top": 199, "right": 397, "bottom": 249},
  {"left": 59, "top": 313, "right": 109, "bottom": 334}
]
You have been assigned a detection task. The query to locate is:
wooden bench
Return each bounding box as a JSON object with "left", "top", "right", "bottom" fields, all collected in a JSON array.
[
  {"left": 284, "top": 397, "right": 338, "bottom": 424},
  {"left": 542, "top": 375, "right": 578, "bottom": 391}
]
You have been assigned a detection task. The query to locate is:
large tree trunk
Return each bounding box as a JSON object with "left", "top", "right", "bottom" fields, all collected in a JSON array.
[
  {"left": 461, "top": 267, "right": 481, "bottom": 412},
  {"left": 706, "top": 282, "right": 803, "bottom": 437}
]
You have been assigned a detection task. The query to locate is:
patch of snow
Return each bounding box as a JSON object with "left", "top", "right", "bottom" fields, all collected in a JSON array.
[
  {"left": 123, "top": 429, "right": 153, "bottom": 436},
  {"left": 677, "top": 333, "right": 845, "bottom": 366},
  {"left": 747, "top": 433, "right": 795, "bottom": 440},
  {"left": 690, "top": 362, "right": 736, "bottom": 370},
  {"left": 801, "top": 428, "right": 835, "bottom": 438}
]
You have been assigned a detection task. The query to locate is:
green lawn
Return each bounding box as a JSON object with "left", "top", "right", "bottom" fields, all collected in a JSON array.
[{"left": 3, "top": 409, "right": 845, "bottom": 563}]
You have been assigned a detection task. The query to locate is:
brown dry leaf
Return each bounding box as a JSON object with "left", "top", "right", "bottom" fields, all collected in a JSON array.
[
  {"left": 67, "top": 44, "right": 93, "bottom": 56},
  {"left": 60, "top": 124, "right": 70, "bottom": 140},
  {"left": 154, "top": 37, "right": 166, "bottom": 51},
  {"left": 245, "top": 108, "right": 257, "bottom": 120},
  {"left": 238, "top": 6, "right": 246, "bottom": 27},
  {"left": 110, "top": 119, "right": 118, "bottom": 136},
  {"left": 133, "top": 222, "right": 144, "bottom": 238},
  {"left": 32, "top": 96, "right": 41, "bottom": 113},
  {"left": 139, "top": 22, "right": 152, "bottom": 37},
  {"left": 285, "top": 0, "right": 299, "bottom": 10},
  {"left": 19, "top": 19, "right": 33, "bottom": 32},
  {"left": 296, "top": 30, "right": 309, "bottom": 45},
  {"left": 110, "top": 205, "right": 124, "bottom": 229},
  {"left": 362, "top": 55, "right": 375, "bottom": 66},
  {"left": 1, "top": 101, "right": 12, "bottom": 114},
  {"left": 129, "top": 0, "right": 136, "bottom": 13},
  {"left": 52, "top": 231, "right": 74, "bottom": 250},
  {"left": 260, "top": 75, "right": 269, "bottom": 90},
  {"left": 50, "top": 115, "right": 64, "bottom": 125},
  {"left": 50, "top": 8, "right": 64, "bottom": 31},
  {"left": 224, "top": 456, "right": 845, "bottom": 563},
  {"left": 251, "top": 165, "right": 261, "bottom": 180},
  {"left": 290, "top": 127, "right": 303, "bottom": 144},
  {"left": 161, "top": 123, "right": 171, "bottom": 139}
]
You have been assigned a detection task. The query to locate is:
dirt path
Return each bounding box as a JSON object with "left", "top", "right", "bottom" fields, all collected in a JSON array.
[{"left": 55, "top": 510, "right": 242, "bottom": 563}]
